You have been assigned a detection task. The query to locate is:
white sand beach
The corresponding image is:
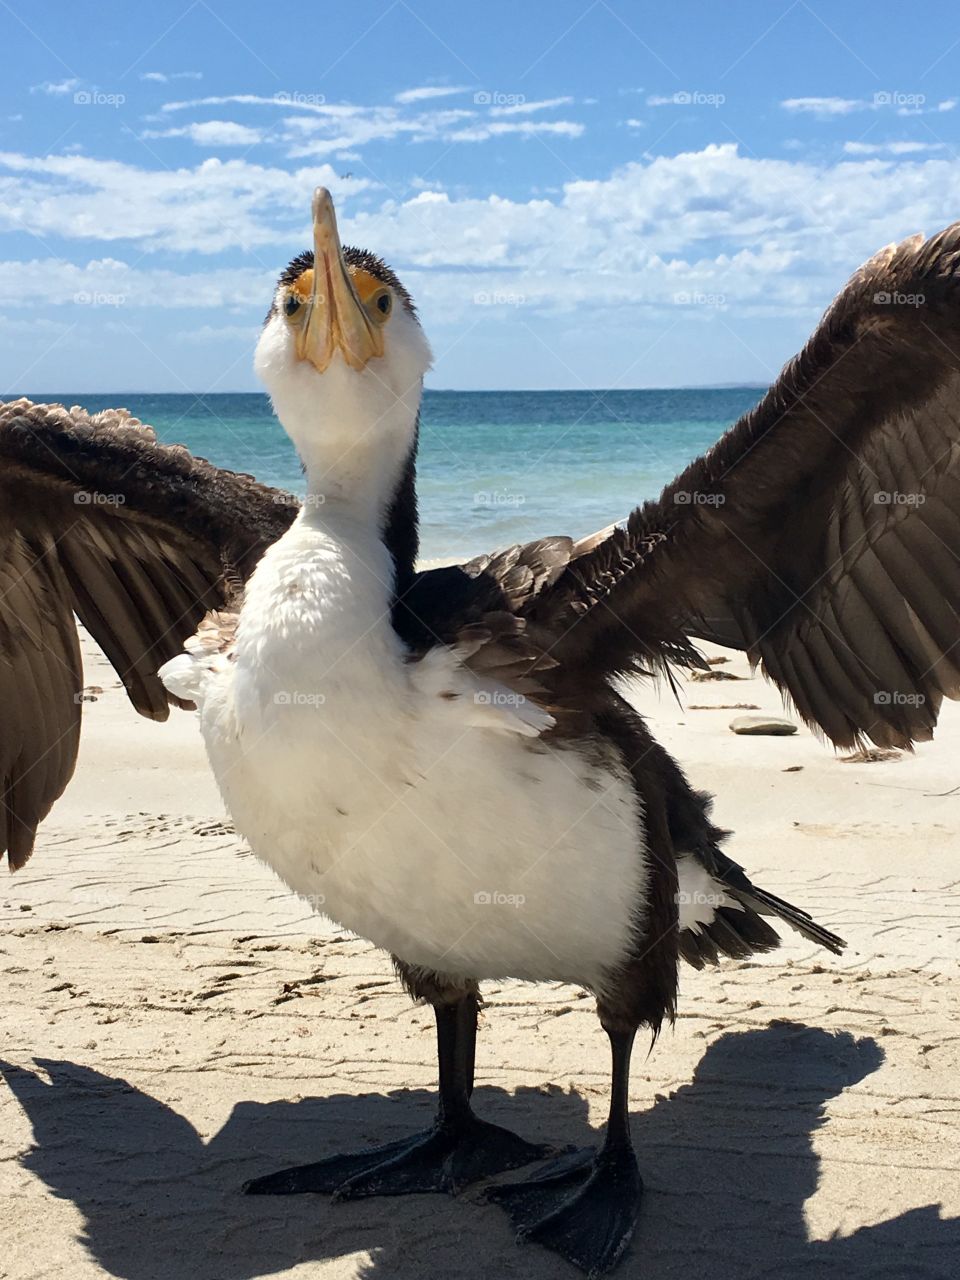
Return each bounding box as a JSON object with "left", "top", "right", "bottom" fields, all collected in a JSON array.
[{"left": 2, "top": 628, "right": 959, "bottom": 1279}]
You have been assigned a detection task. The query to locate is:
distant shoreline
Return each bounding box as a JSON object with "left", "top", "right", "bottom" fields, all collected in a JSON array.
[{"left": 19, "top": 383, "right": 771, "bottom": 399}]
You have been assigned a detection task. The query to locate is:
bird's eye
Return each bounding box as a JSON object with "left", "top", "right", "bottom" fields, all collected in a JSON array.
[
  {"left": 284, "top": 294, "right": 302, "bottom": 318},
  {"left": 374, "top": 290, "right": 392, "bottom": 317}
]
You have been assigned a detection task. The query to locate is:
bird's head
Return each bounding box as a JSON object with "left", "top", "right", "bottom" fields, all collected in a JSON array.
[{"left": 255, "top": 187, "right": 432, "bottom": 516}]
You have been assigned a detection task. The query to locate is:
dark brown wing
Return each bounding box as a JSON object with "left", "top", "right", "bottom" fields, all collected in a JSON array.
[
  {"left": 0, "top": 398, "right": 296, "bottom": 868},
  {"left": 530, "top": 224, "right": 960, "bottom": 750}
]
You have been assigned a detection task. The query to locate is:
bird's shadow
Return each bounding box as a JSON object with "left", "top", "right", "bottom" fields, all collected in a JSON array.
[{"left": 2, "top": 1021, "right": 958, "bottom": 1279}]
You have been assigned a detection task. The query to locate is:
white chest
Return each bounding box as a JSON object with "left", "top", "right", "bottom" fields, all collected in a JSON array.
[{"left": 197, "top": 519, "right": 649, "bottom": 995}]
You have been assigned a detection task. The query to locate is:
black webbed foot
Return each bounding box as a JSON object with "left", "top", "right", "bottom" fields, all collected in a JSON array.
[
  {"left": 487, "top": 1144, "right": 643, "bottom": 1277},
  {"left": 243, "top": 1114, "right": 553, "bottom": 1199}
]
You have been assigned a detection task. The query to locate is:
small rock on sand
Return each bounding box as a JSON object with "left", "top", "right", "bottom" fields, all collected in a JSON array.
[{"left": 730, "top": 714, "right": 798, "bottom": 736}]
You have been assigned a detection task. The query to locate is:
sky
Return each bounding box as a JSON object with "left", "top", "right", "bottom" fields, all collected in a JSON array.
[{"left": 3, "top": 0, "right": 960, "bottom": 392}]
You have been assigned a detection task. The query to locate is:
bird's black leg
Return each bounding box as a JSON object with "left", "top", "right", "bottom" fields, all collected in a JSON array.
[
  {"left": 486, "top": 1026, "right": 643, "bottom": 1277},
  {"left": 243, "top": 990, "right": 551, "bottom": 1199}
]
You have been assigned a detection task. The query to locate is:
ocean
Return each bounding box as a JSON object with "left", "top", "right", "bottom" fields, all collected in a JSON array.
[{"left": 30, "top": 388, "right": 763, "bottom": 562}]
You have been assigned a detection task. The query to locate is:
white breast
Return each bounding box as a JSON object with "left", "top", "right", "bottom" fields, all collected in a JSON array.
[{"left": 188, "top": 515, "right": 649, "bottom": 997}]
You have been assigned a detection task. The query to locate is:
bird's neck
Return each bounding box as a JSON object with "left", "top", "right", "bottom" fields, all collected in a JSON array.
[
  {"left": 297, "top": 426, "right": 420, "bottom": 600},
  {"left": 277, "top": 369, "right": 422, "bottom": 596}
]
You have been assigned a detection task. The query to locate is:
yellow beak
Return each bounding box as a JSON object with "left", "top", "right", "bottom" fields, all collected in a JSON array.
[{"left": 296, "top": 187, "right": 384, "bottom": 372}]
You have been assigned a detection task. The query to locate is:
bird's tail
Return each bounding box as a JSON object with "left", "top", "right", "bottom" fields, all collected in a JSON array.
[
  {"left": 742, "top": 881, "right": 846, "bottom": 954},
  {"left": 677, "top": 844, "right": 845, "bottom": 971}
]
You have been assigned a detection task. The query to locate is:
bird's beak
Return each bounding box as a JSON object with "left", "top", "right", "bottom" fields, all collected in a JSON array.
[{"left": 297, "top": 187, "right": 384, "bottom": 373}]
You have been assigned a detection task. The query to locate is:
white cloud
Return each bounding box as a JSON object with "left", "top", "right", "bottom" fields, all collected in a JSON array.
[
  {"left": 3, "top": 143, "right": 960, "bottom": 335},
  {"left": 843, "top": 140, "right": 945, "bottom": 156},
  {"left": 0, "top": 257, "right": 275, "bottom": 309},
  {"left": 0, "top": 152, "right": 375, "bottom": 253},
  {"left": 162, "top": 94, "right": 334, "bottom": 115},
  {"left": 445, "top": 120, "right": 584, "bottom": 142},
  {"left": 897, "top": 97, "right": 956, "bottom": 117},
  {"left": 30, "top": 78, "right": 80, "bottom": 96},
  {"left": 335, "top": 144, "right": 960, "bottom": 324},
  {"left": 154, "top": 92, "right": 585, "bottom": 157},
  {"left": 784, "top": 94, "right": 959, "bottom": 120},
  {"left": 781, "top": 96, "right": 864, "bottom": 117},
  {"left": 140, "top": 71, "right": 203, "bottom": 83},
  {"left": 283, "top": 105, "right": 583, "bottom": 156},
  {"left": 143, "top": 120, "right": 265, "bottom": 147},
  {"left": 394, "top": 85, "right": 469, "bottom": 104},
  {"left": 489, "top": 96, "right": 574, "bottom": 117}
]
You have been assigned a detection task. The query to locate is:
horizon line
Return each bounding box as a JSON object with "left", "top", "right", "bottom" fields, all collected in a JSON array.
[{"left": 17, "top": 381, "right": 770, "bottom": 397}]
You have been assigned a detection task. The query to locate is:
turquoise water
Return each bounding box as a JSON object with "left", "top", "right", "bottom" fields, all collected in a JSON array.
[{"left": 28, "top": 389, "right": 763, "bottom": 561}]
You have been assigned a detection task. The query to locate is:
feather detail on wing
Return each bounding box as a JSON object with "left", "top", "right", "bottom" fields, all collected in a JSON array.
[
  {"left": 527, "top": 222, "right": 960, "bottom": 750},
  {"left": 0, "top": 399, "right": 295, "bottom": 868}
]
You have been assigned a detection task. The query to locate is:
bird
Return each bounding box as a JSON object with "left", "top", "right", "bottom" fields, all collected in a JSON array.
[{"left": 2, "top": 185, "right": 960, "bottom": 1276}]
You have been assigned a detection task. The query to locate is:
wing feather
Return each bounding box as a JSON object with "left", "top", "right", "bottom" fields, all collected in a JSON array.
[
  {"left": 0, "top": 398, "right": 296, "bottom": 866},
  {"left": 528, "top": 223, "right": 960, "bottom": 749}
]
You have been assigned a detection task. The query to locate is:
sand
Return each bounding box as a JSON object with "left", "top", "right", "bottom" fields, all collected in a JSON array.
[{"left": 2, "top": 629, "right": 959, "bottom": 1280}]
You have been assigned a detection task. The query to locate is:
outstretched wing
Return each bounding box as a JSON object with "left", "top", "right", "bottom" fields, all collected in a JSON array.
[
  {"left": 0, "top": 399, "right": 296, "bottom": 868},
  {"left": 532, "top": 223, "right": 960, "bottom": 750}
]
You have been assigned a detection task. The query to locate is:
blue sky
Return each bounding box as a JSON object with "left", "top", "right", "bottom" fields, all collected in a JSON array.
[{"left": 3, "top": 0, "right": 960, "bottom": 391}]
